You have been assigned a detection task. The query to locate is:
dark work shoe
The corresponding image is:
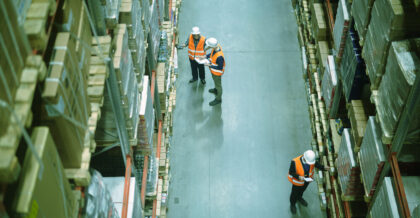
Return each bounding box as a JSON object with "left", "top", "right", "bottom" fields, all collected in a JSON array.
[
  {"left": 209, "top": 88, "right": 217, "bottom": 94},
  {"left": 209, "top": 99, "right": 222, "bottom": 106},
  {"left": 189, "top": 79, "right": 197, "bottom": 83},
  {"left": 298, "top": 198, "right": 308, "bottom": 207},
  {"left": 290, "top": 205, "right": 297, "bottom": 214},
  {"left": 201, "top": 79, "right": 206, "bottom": 85}
]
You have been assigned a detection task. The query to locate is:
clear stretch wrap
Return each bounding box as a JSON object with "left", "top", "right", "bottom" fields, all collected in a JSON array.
[
  {"left": 358, "top": 117, "right": 386, "bottom": 197},
  {"left": 376, "top": 38, "right": 420, "bottom": 144},
  {"left": 369, "top": 177, "right": 400, "bottom": 218},
  {"left": 362, "top": 0, "right": 420, "bottom": 88}
]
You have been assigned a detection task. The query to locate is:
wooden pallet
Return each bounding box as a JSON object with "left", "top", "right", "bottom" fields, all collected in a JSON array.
[
  {"left": 24, "top": 1, "right": 53, "bottom": 51},
  {"left": 0, "top": 56, "right": 45, "bottom": 183}
]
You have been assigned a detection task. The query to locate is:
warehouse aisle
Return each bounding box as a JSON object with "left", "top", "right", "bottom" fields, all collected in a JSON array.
[{"left": 167, "top": 0, "right": 326, "bottom": 217}]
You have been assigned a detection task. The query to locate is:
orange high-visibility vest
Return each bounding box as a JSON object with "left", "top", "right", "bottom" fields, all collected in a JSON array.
[
  {"left": 209, "top": 48, "right": 225, "bottom": 76},
  {"left": 188, "top": 35, "right": 206, "bottom": 60},
  {"left": 288, "top": 155, "right": 314, "bottom": 186}
]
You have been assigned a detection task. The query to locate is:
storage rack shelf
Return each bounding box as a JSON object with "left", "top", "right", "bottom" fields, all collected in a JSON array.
[{"left": 292, "top": 0, "right": 420, "bottom": 216}]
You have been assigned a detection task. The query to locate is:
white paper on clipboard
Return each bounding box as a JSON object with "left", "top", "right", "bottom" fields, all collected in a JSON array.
[
  {"left": 195, "top": 58, "right": 211, "bottom": 65},
  {"left": 304, "top": 177, "right": 313, "bottom": 182}
]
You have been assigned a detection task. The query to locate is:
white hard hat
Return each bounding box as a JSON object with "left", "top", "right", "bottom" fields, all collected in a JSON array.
[
  {"left": 303, "top": 150, "right": 316, "bottom": 165},
  {"left": 191, "top": 26, "right": 200, "bottom": 35},
  {"left": 206, "top": 37, "right": 218, "bottom": 48}
]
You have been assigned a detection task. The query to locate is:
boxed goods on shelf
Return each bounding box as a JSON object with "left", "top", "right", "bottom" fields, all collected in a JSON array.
[
  {"left": 402, "top": 176, "right": 420, "bottom": 216},
  {"left": 347, "top": 100, "right": 368, "bottom": 150},
  {"left": 12, "top": 127, "right": 78, "bottom": 218},
  {"left": 321, "top": 55, "right": 341, "bottom": 119},
  {"left": 103, "top": 176, "right": 143, "bottom": 217},
  {"left": 120, "top": 0, "right": 147, "bottom": 79},
  {"left": 369, "top": 177, "right": 399, "bottom": 218},
  {"left": 362, "top": 0, "right": 420, "bottom": 89},
  {"left": 0, "top": 0, "right": 31, "bottom": 136},
  {"left": 311, "top": 3, "right": 328, "bottom": 41},
  {"left": 85, "top": 170, "right": 120, "bottom": 218},
  {"left": 316, "top": 41, "right": 329, "bottom": 72},
  {"left": 147, "top": 0, "right": 161, "bottom": 71},
  {"left": 41, "top": 32, "right": 90, "bottom": 168},
  {"left": 358, "top": 117, "right": 386, "bottom": 198},
  {"left": 340, "top": 27, "right": 366, "bottom": 102},
  {"left": 374, "top": 38, "right": 420, "bottom": 144},
  {"left": 336, "top": 128, "right": 363, "bottom": 200},
  {"left": 351, "top": 0, "right": 375, "bottom": 45},
  {"left": 138, "top": 75, "right": 155, "bottom": 153},
  {"left": 75, "top": 1, "right": 92, "bottom": 79},
  {"left": 333, "top": 0, "right": 350, "bottom": 61},
  {"left": 105, "top": 0, "right": 121, "bottom": 28}
]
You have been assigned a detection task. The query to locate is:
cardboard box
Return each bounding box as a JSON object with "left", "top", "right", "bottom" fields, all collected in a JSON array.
[{"left": 13, "top": 127, "right": 77, "bottom": 217}]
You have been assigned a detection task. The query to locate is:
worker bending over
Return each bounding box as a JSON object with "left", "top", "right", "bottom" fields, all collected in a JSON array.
[
  {"left": 288, "top": 150, "right": 329, "bottom": 214},
  {"left": 178, "top": 26, "right": 207, "bottom": 85},
  {"left": 203, "top": 38, "right": 225, "bottom": 106}
]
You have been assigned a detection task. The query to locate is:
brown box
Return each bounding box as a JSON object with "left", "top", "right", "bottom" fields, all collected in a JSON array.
[{"left": 12, "top": 127, "right": 77, "bottom": 217}]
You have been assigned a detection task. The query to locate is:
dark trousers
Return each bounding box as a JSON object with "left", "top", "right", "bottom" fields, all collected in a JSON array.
[
  {"left": 290, "top": 183, "right": 309, "bottom": 206},
  {"left": 189, "top": 59, "right": 205, "bottom": 80}
]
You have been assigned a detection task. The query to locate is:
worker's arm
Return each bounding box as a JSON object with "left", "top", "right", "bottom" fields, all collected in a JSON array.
[
  {"left": 289, "top": 161, "right": 300, "bottom": 180},
  {"left": 209, "top": 56, "right": 224, "bottom": 70},
  {"left": 315, "top": 161, "right": 327, "bottom": 171}
]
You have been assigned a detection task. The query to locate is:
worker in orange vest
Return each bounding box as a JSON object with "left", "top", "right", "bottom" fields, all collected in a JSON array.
[
  {"left": 178, "top": 26, "right": 207, "bottom": 85},
  {"left": 288, "top": 150, "right": 329, "bottom": 214},
  {"left": 203, "top": 37, "right": 225, "bottom": 106}
]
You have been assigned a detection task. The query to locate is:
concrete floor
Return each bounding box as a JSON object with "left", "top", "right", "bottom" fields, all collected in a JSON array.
[{"left": 167, "top": 0, "right": 327, "bottom": 217}]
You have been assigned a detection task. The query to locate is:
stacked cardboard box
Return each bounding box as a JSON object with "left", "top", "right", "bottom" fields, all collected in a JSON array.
[
  {"left": 113, "top": 24, "right": 141, "bottom": 142},
  {"left": 347, "top": 100, "right": 368, "bottom": 151},
  {"left": 105, "top": 0, "right": 121, "bottom": 28},
  {"left": 375, "top": 38, "right": 420, "bottom": 144},
  {"left": 336, "top": 128, "right": 364, "bottom": 200},
  {"left": 120, "top": 0, "right": 147, "bottom": 81},
  {"left": 359, "top": 117, "right": 386, "bottom": 199},
  {"left": 333, "top": 0, "right": 350, "bottom": 62},
  {"left": 322, "top": 56, "right": 341, "bottom": 119},
  {"left": 311, "top": 3, "right": 328, "bottom": 41},
  {"left": 369, "top": 177, "right": 400, "bottom": 217},
  {"left": 316, "top": 41, "right": 330, "bottom": 72},
  {"left": 362, "top": 0, "right": 420, "bottom": 89},
  {"left": 147, "top": 0, "right": 162, "bottom": 71},
  {"left": 340, "top": 27, "right": 366, "bottom": 102},
  {"left": 351, "top": 0, "right": 375, "bottom": 46},
  {"left": 23, "top": 1, "right": 52, "bottom": 51},
  {"left": 138, "top": 76, "right": 155, "bottom": 153},
  {"left": 41, "top": 32, "right": 90, "bottom": 168},
  {"left": 12, "top": 127, "right": 78, "bottom": 218},
  {"left": 157, "top": 62, "right": 168, "bottom": 111},
  {"left": 0, "top": 0, "right": 31, "bottom": 137}
]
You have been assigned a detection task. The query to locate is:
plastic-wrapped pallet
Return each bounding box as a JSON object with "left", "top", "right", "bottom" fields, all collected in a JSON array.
[
  {"left": 85, "top": 170, "right": 120, "bottom": 218},
  {"left": 120, "top": 0, "right": 146, "bottom": 79},
  {"left": 369, "top": 177, "right": 399, "bottom": 218},
  {"left": 376, "top": 38, "right": 420, "bottom": 144},
  {"left": 141, "top": 0, "right": 151, "bottom": 36},
  {"left": 148, "top": 0, "right": 161, "bottom": 71},
  {"left": 322, "top": 55, "right": 341, "bottom": 119},
  {"left": 146, "top": 155, "right": 159, "bottom": 196},
  {"left": 336, "top": 128, "right": 363, "bottom": 200},
  {"left": 333, "top": 0, "right": 350, "bottom": 62},
  {"left": 158, "top": 30, "right": 169, "bottom": 63},
  {"left": 358, "top": 117, "right": 386, "bottom": 198},
  {"left": 351, "top": 0, "right": 375, "bottom": 45},
  {"left": 362, "top": 0, "right": 420, "bottom": 89},
  {"left": 340, "top": 26, "right": 366, "bottom": 102},
  {"left": 138, "top": 76, "right": 155, "bottom": 152},
  {"left": 413, "top": 204, "right": 420, "bottom": 218},
  {"left": 311, "top": 3, "right": 328, "bottom": 41},
  {"left": 105, "top": 0, "right": 121, "bottom": 28},
  {"left": 402, "top": 176, "right": 420, "bottom": 216},
  {"left": 0, "top": 0, "right": 31, "bottom": 137}
]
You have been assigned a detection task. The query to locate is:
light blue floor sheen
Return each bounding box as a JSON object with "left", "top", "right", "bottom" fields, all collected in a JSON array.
[{"left": 167, "top": 0, "right": 327, "bottom": 217}]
